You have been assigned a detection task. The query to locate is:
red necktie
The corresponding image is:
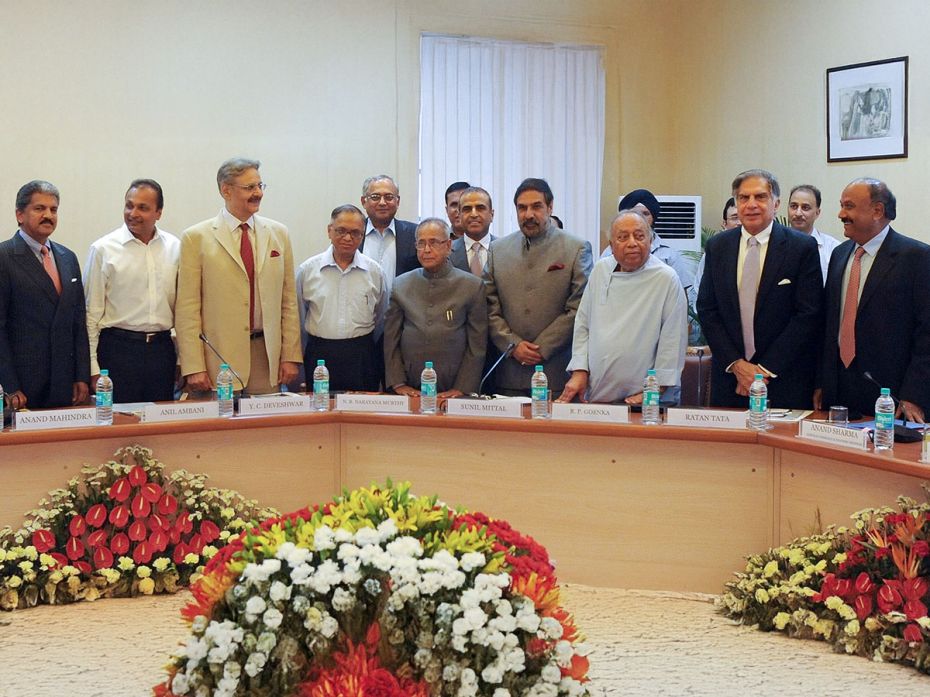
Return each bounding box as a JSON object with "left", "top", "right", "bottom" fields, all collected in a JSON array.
[
  {"left": 41, "top": 246, "right": 62, "bottom": 295},
  {"left": 239, "top": 223, "right": 255, "bottom": 330},
  {"left": 839, "top": 247, "right": 865, "bottom": 368}
]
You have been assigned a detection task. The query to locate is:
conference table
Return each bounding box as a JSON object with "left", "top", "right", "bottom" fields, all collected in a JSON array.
[{"left": 2, "top": 402, "right": 928, "bottom": 593}]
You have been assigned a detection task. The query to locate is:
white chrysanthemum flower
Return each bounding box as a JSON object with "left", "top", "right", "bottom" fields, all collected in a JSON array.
[
  {"left": 245, "top": 596, "right": 267, "bottom": 616},
  {"left": 320, "top": 615, "right": 339, "bottom": 638},
  {"left": 290, "top": 563, "right": 313, "bottom": 585},
  {"left": 553, "top": 640, "right": 574, "bottom": 664},
  {"left": 387, "top": 536, "right": 423, "bottom": 559},
  {"left": 539, "top": 617, "right": 564, "bottom": 640},
  {"left": 451, "top": 634, "right": 468, "bottom": 652},
  {"left": 262, "top": 608, "right": 283, "bottom": 629},
  {"left": 559, "top": 677, "right": 587, "bottom": 697},
  {"left": 489, "top": 615, "right": 517, "bottom": 633},
  {"left": 516, "top": 610, "right": 541, "bottom": 633},
  {"left": 481, "top": 662, "right": 504, "bottom": 684},
  {"left": 337, "top": 543, "right": 360, "bottom": 561},
  {"left": 244, "top": 651, "right": 267, "bottom": 677},
  {"left": 332, "top": 587, "right": 356, "bottom": 612},
  {"left": 460, "top": 551, "right": 486, "bottom": 572},
  {"left": 208, "top": 645, "right": 232, "bottom": 663},
  {"left": 170, "top": 673, "right": 191, "bottom": 695},
  {"left": 541, "top": 664, "right": 562, "bottom": 683},
  {"left": 269, "top": 581, "right": 291, "bottom": 603},
  {"left": 355, "top": 526, "right": 381, "bottom": 547},
  {"left": 487, "top": 630, "right": 505, "bottom": 651},
  {"left": 334, "top": 528, "right": 354, "bottom": 543},
  {"left": 182, "top": 636, "right": 208, "bottom": 662},
  {"left": 191, "top": 616, "right": 209, "bottom": 634},
  {"left": 314, "top": 526, "right": 336, "bottom": 551},
  {"left": 377, "top": 517, "right": 399, "bottom": 541},
  {"left": 443, "top": 663, "right": 462, "bottom": 681}
]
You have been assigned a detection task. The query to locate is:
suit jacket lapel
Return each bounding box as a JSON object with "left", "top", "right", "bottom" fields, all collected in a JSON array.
[
  {"left": 212, "top": 214, "right": 247, "bottom": 275},
  {"left": 720, "top": 229, "right": 741, "bottom": 312},
  {"left": 253, "top": 217, "right": 270, "bottom": 275},
  {"left": 13, "top": 234, "right": 60, "bottom": 303},
  {"left": 755, "top": 224, "right": 787, "bottom": 304},
  {"left": 859, "top": 228, "right": 900, "bottom": 311},
  {"left": 49, "top": 240, "right": 76, "bottom": 307}
]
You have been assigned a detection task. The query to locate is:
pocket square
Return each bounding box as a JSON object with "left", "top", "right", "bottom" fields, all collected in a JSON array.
[
  {"left": 270, "top": 249, "right": 281, "bottom": 258},
  {"left": 70, "top": 277, "right": 78, "bottom": 282},
  {"left": 777, "top": 278, "right": 791, "bottom": 286},
  {"left": 547, "top": 263, "right": 565, "bottom": 272}
]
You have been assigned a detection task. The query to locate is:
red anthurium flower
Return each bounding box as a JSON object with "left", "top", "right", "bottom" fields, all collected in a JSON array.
[
  {"left": 110, "top": 533, "right": 130, "bottom": 555},
  {"left": 86, "top": 530, "right": 108, "bottom": 549},
  {"left": 168, "top": 528, "right": 182, "bottom": 545},
  {"left": 133, "top": 540, "right": 154, "bottom": 565},
  {"left": 875, "top": 546, "right": 891, "bottom": 560},
  {"left": 50, "top": 552, "right": 69, "bottom": 568},
  {"left": 834, "top": 578, "right": 852, "bottom": 600},
  {"left": 172, "top": 543, "right": 189, "bottom": 565},
  {"left": 127, "top": 465, "right": 148, "bottom": 487},
  {"left": 148, "top": 514, "right": 168, "bottom": 532},
  {"left": 562, "top": 654, "right": 590, "bottom": 681},
  {"left": 854, "top": 572, "right": 874, "bottom": 596},
  {"left": 150, "top": 530, "right": 169, "bottom": 553},
  {"left": 176, "top": 512, "right": 193, "bottom": 534},
  {"left": 109, "top": 477, "right": 132, "bottom": 502},
  {"left": 157, "top": 493, "right": 178, "bottom": 516},
  {"left": 65, "top": 536, "right": 85, "bottom": 561},
  {"left": 140, "top": 482, "right": 163, "bottom": 503},
  {"left": 131, "top": 492, "right": 151, "bottom": 519},
  {"left": 31, "top": 529, "right": 56, "bottom": 554},
  {"left": 854, "top": 593, "right": 874, "bottom": 621},
  {"left": 905, "top": 599, "right": 928, "bottom": 621},
  {"left": 68, "top": 514, "right": 87, "bottom": 537},
  {"left": 199, "top": 520, "right": 221, "bottom": 543},
  {"left": 73, "top": 561, "right": 92, "bottom": 575},
  {"left": 128, "top": 520, "right": 148, "bottom": 542},
  {"left": 85, "top": 503, "right": 108, "bottom": 528},
  {"left": 93, "top": 546, "right": 114, "bottom": 570},
  {"left": 903, "top": 623, "right": 924, "bottom": 643},
  {"left": 187, "top": 534, "right": 204, "bottom": 555},
  {"left": 109, "top": 504, "right": 130, "bottom": 528},
  {"left": 904, "top": 577, "right": 929, "bottom": 602},
  {"left": 914, "top": 541, "right": 930, "bottom": 557},
  {"left": 877, "top": 583, "right": 904, "bottom": 614}
]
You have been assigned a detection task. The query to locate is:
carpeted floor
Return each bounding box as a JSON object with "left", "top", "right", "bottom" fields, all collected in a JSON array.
[{"left": 0, "top": 584, "right": 926, "bottom": 696}]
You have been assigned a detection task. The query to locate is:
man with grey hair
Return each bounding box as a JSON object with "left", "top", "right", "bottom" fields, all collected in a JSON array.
[
  {"left": 358, "top": 174, "right": 419, "bottom": 295},
  {"left": 0, "top": 180, "right": 90, "bottom": 409},
  {"left": 384, "top": 218, "right": 487, "bottom": 399},
  {"left": 176, "top": 157, "right": 301, "bottom": 396},
  {"left": 697, "top": 168, "right": 823, "bottom": 408},
  {"left": 296, "top": 204, "right": 386, "bottom": 392},
  {"left": 558, "top": 210, "right": 687, "bottom": 404}
]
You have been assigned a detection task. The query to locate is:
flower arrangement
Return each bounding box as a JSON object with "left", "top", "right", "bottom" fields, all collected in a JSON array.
[
  {"left": 155, "top": 481, "right": 593, "bottom": 696},
  {"left": 0, "top": 445, "right": 276, "bottom": 611},
  {"left": 720, "top": 494, "right": 930, "bottom": 672}
]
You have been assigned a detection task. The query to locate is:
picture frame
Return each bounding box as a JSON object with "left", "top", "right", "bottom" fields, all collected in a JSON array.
[{"left": 826, "top": 56, "right": 908, "bottom": 162}]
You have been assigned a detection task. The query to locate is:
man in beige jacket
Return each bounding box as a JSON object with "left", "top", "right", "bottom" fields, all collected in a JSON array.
[{"left": 175, "top": 158, "right": 301, "bottom": 395}]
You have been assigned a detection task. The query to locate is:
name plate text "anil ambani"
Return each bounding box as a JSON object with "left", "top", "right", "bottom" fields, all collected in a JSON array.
[
  {"left": 16, "top": 407, "right": 97, "bottom": 431},
  {"left": 237, "top": 394, "right": 312, "bottom": 417},
  {"left": 550, "top": 402, "right": 630, "bottom": 423},
  {"left": 798, "top": 420, "right": 870, "bottom": 451},
  {"left": 335, "top": 394, "right": 411, "bottom": 414},
  {"left": 446, "top": 398, "right": 525, "bottom": 419},
  {"left": 143, "top": 402, "right": 220, "bottom": 423},
  {"left": 666, "top": 408, "right": 749, "bottom": 429}
]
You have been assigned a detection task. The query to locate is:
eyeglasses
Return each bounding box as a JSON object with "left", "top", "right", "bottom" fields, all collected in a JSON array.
[
  {"left": 332, "top": 228, "right": 363, "bottom": 240},
  {"left": 365, "top": 193, "right": 398, "bottom": 203},
  {"left": 232, "top": 183, "right": 267, "bottom": 192},
  {"left": 415, "top": 239, "right": 449, "bottom": 250}
]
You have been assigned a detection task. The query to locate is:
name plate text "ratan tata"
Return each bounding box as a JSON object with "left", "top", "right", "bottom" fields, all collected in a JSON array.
[
  {"left": 550, "top": 402, "right": 630, "bottom": 423},
  {"left": 143, "top": 402, "right": 220, "bottom": 423},
  {"left": 666, "top": 408, "right": 749, "bottom": 429},
  {"left": 798, "top": 420, "right": 870, "bottom": 451},
  {"left": 237, "top": 394, "right": 312, "bottom": 417},
  {"left": 335, "top": 394, "right": 411, "bottom": 414},
  {"left": 446, "top": 398, "right": 524, "bottom": 419},
  {"left": 16, "top": 407, "right": 97, "bottom": 431}
]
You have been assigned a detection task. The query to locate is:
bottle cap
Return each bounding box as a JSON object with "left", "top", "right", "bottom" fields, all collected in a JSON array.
[
  {"left": 100, "top": 369, "right": 109, "bottom": 377},
  {"left": 754, "top": 374, "right": 764, "bottom": 380},
  {"left": 220, "top": 363, "right": 229, "bottom": 370},
  {"left": 647, "top": 369, "right": 656, "bottom": 376},
  {"left": 425, "top": 361, "right": 433, "bottom": 369},
  {"left": 317, "top": 359, "right": 325, "bottom": 366},
  {"left": 535, "top": 365, "right": 544, "bottom": 371},
  {"left": 880, "top": 387, "right": 891, "bottom": 396}
]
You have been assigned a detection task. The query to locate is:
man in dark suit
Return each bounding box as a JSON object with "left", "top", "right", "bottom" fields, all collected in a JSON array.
[
  {"left": 0, "top": 180, "right": 90, "bottom": 410},
  {"left": 450, "top": 187, "right": 495, "bottom": 275},
  {"left": 358, "top": 175, "right": 419, "bottom": 293},
  {"left": 815, "top": 178, "right": 930, "bottom": 421},
  {"left": 697, "top": 169, "right": 823, "bottom": 409},
  {"left": 444, "top": 181, "right": 470, "bottom": 239}
]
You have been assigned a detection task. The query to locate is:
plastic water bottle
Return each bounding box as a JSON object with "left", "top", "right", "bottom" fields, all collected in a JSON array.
[
  {"left": 531, "top": 365, "right": 549, "bottom": 419},
  {"left": 748, "top": 373, "right": 771, "bottom": 431},
  {"left": 96, "top": 369, "right": 113, "bottom": 425},
  {"left": 0, "top": 380, "right": 5, "bottom": 429},
  {"left": 312, "top": 360, "right": 330, "bottom": 412},
  {"left": 420, "top": 361, "right": 438, "bottom": 414},
  {"left": 874, "top": 387, "right": 895, "bottom": 451},
  {"left": 217, "top": 363, "right": 235, "bottom": 418},
  {"left": 642, "top": 369, "right": 661, "bottom": 425}
]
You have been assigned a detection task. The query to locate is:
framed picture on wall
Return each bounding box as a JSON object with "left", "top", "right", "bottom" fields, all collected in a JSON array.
[{"left": 826, "top": 56, "right": 908, "bottom": 162}]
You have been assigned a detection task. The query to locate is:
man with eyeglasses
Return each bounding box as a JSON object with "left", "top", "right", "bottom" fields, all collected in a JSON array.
[
  {"left": 176, "top": 157, "right": 302, "bottom": 396},
  {"left": 384, "top": 218, "right": 486, "bottom": 400},
  {"left": 296, "top": 204, "right": 386, "bottom": 391},
  {"left": 358, "top": 175, "right": 419, "bottom": 295}
]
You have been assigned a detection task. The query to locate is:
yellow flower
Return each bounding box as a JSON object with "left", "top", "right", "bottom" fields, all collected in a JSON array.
[
  {"left": 153, "top": 557, "right": 171, "bottom": 573},
  {"left": 813, "top": 619, "right": 836, "bottom": 638},
  {"left": 23, "top": 546, "right": 38, "bottom": 561},
  {"left": 138, "top": 577, "right": 155, "bottom": 595},
  {"left": 787, "top": 548, "right": 805, "bottom": 566},
  {"left": 62, "top": 565, "right": 80, "bottom": 577},
  {"left": 773, "top": 612, "right": 791, "bottom": 630},
  {"left": 832, "top": 552, "right": 848, "bottom": 565},
  {"left": 813, "top": 559, "right": 827, "bottom": 572},
  {"left": 18, "top": 561, "right": 33, "bottom": 574},
  {"left": 136, "top": 566, "right": 152, "bottom": 579},
  {"left": 825, "top": 596, "right": 844, "bottom": 611},
  {"left": 865, "top": 617, "right": 883, "bottom": 632},
  {"left": 117, "top": 557, "right": 135, "bottom": 572},
  {"left": 221, "top": 507, "right": 235, "bottom": 519},
  {"left": 754, "top": 588, "right": 770, "bottom": 603},
  {"left": 84, "top": 586, "right": 100, "bottom": 602},
  {"left": 99, "top": 569, "right": 120, "bottom": 584},
  {"left": 48, "top": 570, "right": 63, "bottom": 584},
  {"left": 184, "top": 553, "right": 200, "bottom": 565},
  {"left": 7, "top": 576, "right": 23, "bottom": 589},
  {"left": 39, "top": 554, "right": 56, "bottom": 568},
  {"left": 202, "top": 546, "right": 218, "bottom": 559},
  {"left": 845, "top": 620, "right": 861, "bottom": 636},
  {"left": 0, "top": 549, "right": 6, "bottom": 562},
  {"left": 837, "top": 604, "right": 856, "bottom": 621},
  {"left": 763, "top": 560, "right": 779, "bottom": 578}
]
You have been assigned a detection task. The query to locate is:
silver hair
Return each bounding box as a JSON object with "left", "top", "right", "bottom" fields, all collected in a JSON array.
[
  {"left": 330, "top": 204, "right": 366, "bottom": 223},
  {"left": 361, "top": 175, "right": 399, "bottom": 197},
  {"left": 416, "top": 217, "right": 451, "bottom": 240},
  {"left": 612, "top": 209, "right": 654, "bottom": 241},
  {"left": 732, "top": 169, "right": 780, "bottom": 198},
  {"left": 216, "top": 157, "right": 261, "bottom": 190},
  {"left": 15, "top": 180, "right": 60, "bottom": 211}
]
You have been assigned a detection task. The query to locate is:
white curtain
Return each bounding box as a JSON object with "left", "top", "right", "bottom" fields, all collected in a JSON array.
[{"left": 419, "top": 34, "right": 605, "bottom": 249}]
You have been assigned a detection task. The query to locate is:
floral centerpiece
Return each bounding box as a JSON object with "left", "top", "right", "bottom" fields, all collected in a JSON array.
[
  {"left": 154, "top": 481, "right": 593, "bottom": 696},
  {"left": 719, "top": 494, "right": 930, "bottom": 672},
  {"left": 0, "top": 445, "right": 276, "bottom": 611}
]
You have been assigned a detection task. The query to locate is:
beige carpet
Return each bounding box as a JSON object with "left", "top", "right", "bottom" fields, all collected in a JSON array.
[{"left": 0, "top": 585, "right": 926, "bottom": 696}]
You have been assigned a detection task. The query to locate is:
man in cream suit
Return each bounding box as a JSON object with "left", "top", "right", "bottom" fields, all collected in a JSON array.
[{"left": 175, "top": 158, "right": 301, "bottom": 395}]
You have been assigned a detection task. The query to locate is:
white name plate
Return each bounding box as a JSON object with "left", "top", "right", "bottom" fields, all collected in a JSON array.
[
  {"left": 143, "top": 402, "right": 220, "bottom": 423},
  {"left": 237, "top": 394, "right": 312, "bottom": 417},
  {"left": 551, "top": 402, "right": 630, "bottom": 423},
  {"left": 666, "top": 408, "right": 749, "bottom": 430},
  {"left": 335, "top": 394, "right": 410, "bottom": 414},
  {"left": 798, "top": 420, "right": 870, "bottom": 451},
  {"left": 16, "top": 407, "right": 97, "bottom": 431},
  {"left": 446, "top": 398, "right": 524, "bottom": 419}
]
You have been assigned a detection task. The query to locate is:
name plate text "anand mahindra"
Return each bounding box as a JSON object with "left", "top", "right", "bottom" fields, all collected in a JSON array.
[
  {"left": 237, "top": 394, "right": 312, "bottom": 417},
  {"left": 16, "top": 407, "right": 97, "bottom": 431},
  {"left": 666, "top": 408, "right": 749, "bottom": 430},
  {"left": 550, "top": 402, "right": 630, "bottom": 423},
  {"left": 335, "top": 394, "right": 411, "bottom": 414},
  {"left": 446, "top": 398, "right": 524, "bottom": 419},
  {"left": 143, "top": 402, "right": 220, "bottom": 423}
]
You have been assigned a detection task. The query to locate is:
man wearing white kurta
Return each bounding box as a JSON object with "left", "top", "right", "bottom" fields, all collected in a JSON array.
[{"left": 559, "top": 210, "right": 687, "bottom": 405}]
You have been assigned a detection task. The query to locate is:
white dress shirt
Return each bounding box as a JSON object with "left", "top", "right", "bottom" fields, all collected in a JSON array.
[
  {"left": 838, "top": 224, "right": 889, "bottom": 341},
  {"left": 465, "top": 233, "right": 492, "bottom": 272},
  {"left": 363, "top": 220, "right": 398, "bottom": 294},
  {"left": 83, "top": 224, "right": 180, "bottom": 374},
  {"left": 811, "top": 228, "right": 841, "bottom": 284}
]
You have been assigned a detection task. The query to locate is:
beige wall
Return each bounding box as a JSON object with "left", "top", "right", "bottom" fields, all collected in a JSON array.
[{"left": 1, "top": 0, "right": 926, "bottom": 267}]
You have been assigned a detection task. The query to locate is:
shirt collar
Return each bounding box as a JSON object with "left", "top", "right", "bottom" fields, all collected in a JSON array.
[
  {"left": 650, "top": 231, "right": 667, "bottom": 254},
  {"left": 464, "top": 232, "right": 492, "bottom": 250},
  {"left": 860, "top": 224, "right": 890, "bottom": 257},
  {"left": 322, "top": 245, "right": 372, "bottom": 271},
  {"left": 740, "top": 221, "right": 774, "bottom": 246},
  {"left": 18, "top": 229, "right": 47, "bottom": 255},
  {"left": 423, "top": 259, "right": 454, "bottom": 279},
  {"left": 366, "top": 219, "right": 396, "bottom": 236},
  {"left": 118, "top": 223, "right": 163, "bottom": 245},
  {"left": 222, "top": 207, "right": 254, "bottom": 231}
]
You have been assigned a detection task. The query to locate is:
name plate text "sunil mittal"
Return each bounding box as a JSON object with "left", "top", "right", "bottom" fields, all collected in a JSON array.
[
  {"left": 143, "top": 401, "right": 220, "bottom": 423},
  {"left": 446, "top": 398, "right": 524, "bottom": 419},
  {"left": 666, "top": 408, "right": 749, "bottom": 430},
  {"left": 16, "top": 407, "right": 97, "bottom": 431},
  {"left": 798, "top": 420, "right": 871, "bottom": 451},
  {"left": 550, "top": 402, "right": 630, "bottom": 423},
  {"left": 237, "top": 394, "right": 312, "bottom": 417},
  {"left": 335, "top": 394, "right": 411, "bottom": 414}
]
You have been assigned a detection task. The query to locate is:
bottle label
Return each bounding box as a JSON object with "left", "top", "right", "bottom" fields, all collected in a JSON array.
[
  {"left": 217, "top": 384, "right": 233, "bottom": 401},
  {"left": 531, "top": 386, "right": 548, "bottom": 402},
  {"left": 421, "top": 382, "right": 437, "bottom": 398},
  {"left": 750, "top": 395, "right": 767, "bottom": 413},
  {"left": 876, "top": 411, "right": 894, "bottom": 429},
  {"left": 313, "top": 379, "right": 329, "bottom": 395},
  {"left": 96, "top": 391, "right": 112, "bottom": 408},
  {"left": 643, "top": 389, "right": 659, "bottom": 407}
]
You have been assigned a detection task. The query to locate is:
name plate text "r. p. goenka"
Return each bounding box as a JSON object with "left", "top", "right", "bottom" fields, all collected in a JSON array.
[
  {"left": 666, "top": 408, "right": 749, "bottom": 430},
  {"left": 550, "top": 402, "right": 630, "bottom": 423},
  {"left": 16, "top": 407, "right": 97, "bottom": 431},
  {"left": 335, "top": 394, "right": 411, "bottom": 414},
  {"left": 798, "top": 420, "right": 871, "bottom": 451},
  {"left": 143, "top": 402, "right": 220, "bottom": 423},
  {"left": 446, "top": 398, "right": 524, "bottom": 419},
  {"left": 237, "top": 394, "right": 312, "bottom": 417}
]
